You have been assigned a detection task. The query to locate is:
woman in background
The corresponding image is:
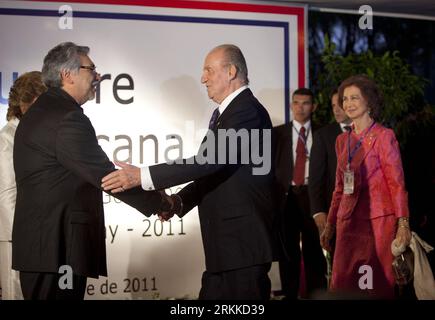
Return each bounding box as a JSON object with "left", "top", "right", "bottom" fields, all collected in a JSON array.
[
  {"left": 0, "top": 71, "right": 46, "bottom": 299},
  {"left": 320, "top": 75, "right": 411, "bottom": 299}
]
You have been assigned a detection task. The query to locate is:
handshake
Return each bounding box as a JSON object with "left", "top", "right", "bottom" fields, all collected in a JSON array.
[
  {"left": 101, "top": 161, "right": 183, "bottom": 221},
  {"left": 158, "top": 191, "right": 183, "bottom": 221}
]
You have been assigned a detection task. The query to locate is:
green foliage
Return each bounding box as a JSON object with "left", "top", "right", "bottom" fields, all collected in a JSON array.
[{"left": 314, "top": 35, "right": 433, "bottom": 145}]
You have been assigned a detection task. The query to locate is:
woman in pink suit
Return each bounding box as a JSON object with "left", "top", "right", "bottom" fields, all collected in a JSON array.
[{"left": 320, "top": 75, "right": 412, "bottom": 299}]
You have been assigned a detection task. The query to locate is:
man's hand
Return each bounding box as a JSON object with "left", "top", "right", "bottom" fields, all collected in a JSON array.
[
  {"left": 102, "top": 161, "right": 141, "bottom": 193},
  {"left": 158, "top": 191, "right": 175, "bottom": 221},
  {"left": 157, "top": 192, "right": 183, "bottom": 222},
  {"left": 158, "top": 211, "right": 174, "bottom": 222},
  {"left": 313, "top": 212, "right": 327, "bottom": 235}
]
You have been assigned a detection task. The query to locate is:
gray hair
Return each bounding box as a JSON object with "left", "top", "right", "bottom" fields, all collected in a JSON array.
[
  {"left": 42, "top": 42, "right": 90, "bottom": 88},
  {"left": 214, "top": 44, "right": 249, "bottom": 85}
]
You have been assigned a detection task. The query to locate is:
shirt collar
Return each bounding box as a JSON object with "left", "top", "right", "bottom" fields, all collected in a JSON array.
[
  {"left": 218, "top": 85, "right": 248, "bottom": 115},
  {"left": 293, "top": 119, "right": 311, "bottom": 133}
]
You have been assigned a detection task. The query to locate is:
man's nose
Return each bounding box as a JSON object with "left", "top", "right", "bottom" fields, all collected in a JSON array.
[{"left": 293, "top": 103, "right": 302, "bottom": 110}]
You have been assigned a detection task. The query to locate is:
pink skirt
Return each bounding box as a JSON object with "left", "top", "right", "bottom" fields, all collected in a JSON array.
[{"left": 331, "top": 198, "right": 397, "bottom": 299}]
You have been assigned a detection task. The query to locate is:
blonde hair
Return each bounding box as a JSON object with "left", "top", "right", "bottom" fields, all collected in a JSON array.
[{"left": 7, "top": 71, "right": 47, "bottom": 121}]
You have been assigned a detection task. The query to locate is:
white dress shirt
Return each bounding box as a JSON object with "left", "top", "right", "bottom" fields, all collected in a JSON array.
[
  {"left": 292, "top": 120, "right": 312, "bottom": 186},
  {"left": 0, "top": 118, "right": 19, "bottom": 241},
  {"left": 140, "top": 85, "right": 249, "bottom": 191}
]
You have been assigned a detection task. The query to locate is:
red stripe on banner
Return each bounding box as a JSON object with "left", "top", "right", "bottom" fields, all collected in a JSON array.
[
  {"left": 297, "top": 11, "right": 306, "bottom": 88},
  {"left": 28, "top": 0, "right": 304, "bottom": 15},
  {"left": 27, "top": 0, "right": 306, "bottom": 88}
]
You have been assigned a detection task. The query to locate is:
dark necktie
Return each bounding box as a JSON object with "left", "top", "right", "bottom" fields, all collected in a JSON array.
[
  {"left": 343, "top": 125, "right": 352, "bottom": 132},
  {"left": 293, "top": 126, "right": 306, "bottom": 186},
  {"left": 208, "top": 108, "right": 220, "bottom": 130}
]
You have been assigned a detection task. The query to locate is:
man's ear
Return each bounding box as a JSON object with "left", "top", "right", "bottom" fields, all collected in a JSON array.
[
  {"left": 61, "top": 69, "right": 73, "bottom": 85},
  {"left": 228, "top": 64, "right": 237, "bottom": 81},
  {"left": 312, "top": 103, "right": 318, "bottom": 112}
]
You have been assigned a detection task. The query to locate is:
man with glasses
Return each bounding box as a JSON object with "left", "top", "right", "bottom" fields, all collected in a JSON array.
[{"left": 12, "top": 42, "right": 172, "bottom": 300}]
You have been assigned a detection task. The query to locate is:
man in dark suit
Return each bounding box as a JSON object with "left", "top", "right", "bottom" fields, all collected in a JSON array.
[
  {"left": 274, "top": 88, "right": 327, "bottom": 299},
  {"left": 102, "top": 44, "right": 276, "bottom": 300},
  {"left": 309, "top": 90, "right": 351, "bottom": 236},
  {"left": 12, "top": 42, "right": 171, "bottom": 300}
]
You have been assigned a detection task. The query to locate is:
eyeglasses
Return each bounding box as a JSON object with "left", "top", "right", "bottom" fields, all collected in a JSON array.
[{"left": 80, "top": 65, "right": 97, "bottom": 73}]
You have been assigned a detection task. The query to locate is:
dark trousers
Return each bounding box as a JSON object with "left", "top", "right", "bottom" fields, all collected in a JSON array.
[
  {"left": 20, "top": 271, "right": 87, "bottom": 300},
  {"left": 199, "top": 263, "right": 271, "bottom": 300},
  {"left": 279, "top": 186, "right": 327, "bottom": 298}
]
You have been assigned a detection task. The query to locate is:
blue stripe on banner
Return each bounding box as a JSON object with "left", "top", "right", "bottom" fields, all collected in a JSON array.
[{"left": 0, "top": 7, "right": 290, "bottom": 121}]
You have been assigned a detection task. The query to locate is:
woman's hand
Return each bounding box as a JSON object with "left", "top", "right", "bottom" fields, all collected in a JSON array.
[
  {"left": 395, "top": 225, "right": 412, "bottom": 248},
  {"left": 320, "top": 223, "right": 336, "bottom": 252},
  {"left": 394, "top": 217, "right": 412, "bottom": 247}
]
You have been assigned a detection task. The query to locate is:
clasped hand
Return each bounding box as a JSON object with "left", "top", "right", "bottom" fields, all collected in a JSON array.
[
  {"left": 101, "top": 161, "right": 141, "bottom": 193},
  {"left": 158, "top": 192, "right": 182, "bottom": 222}
]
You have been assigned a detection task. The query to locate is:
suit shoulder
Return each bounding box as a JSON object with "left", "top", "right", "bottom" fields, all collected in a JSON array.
[
  {"left": 273, "top": 123, "right": 290, "bottom": 135},
  {"left": 377, "top": 125, "right": 395, "bottom": 136},
  {"left": 315, "top": 122, "right": 341, "bottom": 139},
  {"left": 25, "top": 92, "right": 80, "bottom": 121},
  {"left": 273, "top": 123, "right": 290, "bottom": 130},
  {"left": 230, "top": 91, "right": 272, "bottom": 128},
  {"left": 375, "top": 125, "right": 399, "bottom": 146},
  {"left": 238, "top": 91, "right": 267, "bottom": 112},
  {"left": 316, "top": 122, "right": 339, "bottom": 133},
  {"left": 17, "top": 93, "right": 84, "bottom": 140}
]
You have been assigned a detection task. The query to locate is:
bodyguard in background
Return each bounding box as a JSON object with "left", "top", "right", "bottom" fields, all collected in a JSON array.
[
  {"left": 0, "top": 72, "right": 47, "bottom": 300},
  {"left": 274, "top": 88, "right": 327, "bottom": 299}
]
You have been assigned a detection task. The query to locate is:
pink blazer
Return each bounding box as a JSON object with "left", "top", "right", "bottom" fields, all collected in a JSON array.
[{"left": 328, "top": 123, "right": 409, "bottom": 225}]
